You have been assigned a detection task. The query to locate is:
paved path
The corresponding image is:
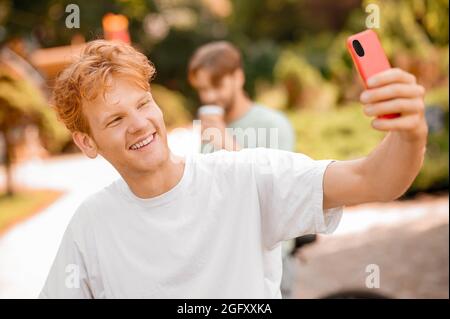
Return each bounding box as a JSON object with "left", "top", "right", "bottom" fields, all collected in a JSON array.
[{"left": 292, "top": 195, "right": 449, "bottom": 299}]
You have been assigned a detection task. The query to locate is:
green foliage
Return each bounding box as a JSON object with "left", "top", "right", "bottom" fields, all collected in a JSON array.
[
  {"left": 288, "top": 103, "right": 385, "bottom": 160},
  {"left": 242, "top": 40, "right": 280, "bottom": 97},
  {"left": 0, "top": 72, "right": 70, "bottom": 153},
  {"left": 288, "top": 100, "right": 449, "bottom": 195},
  {"left": 412, "top": 129, "right": 449, "bottom": 193},
  {"left": 273, "top": 49, "right": 339, "bottom": 111},
  {"left": 37, "top": 105, "right": 71, "bottom": 154},
  {"left": 425, "top": 85, "right": 449, "bottom": 111},
  {"left": 0, "top": 73, "right": 47, "bottom": 115},
  {"left": 413, "top": 85, "right": 449, "bottom": 193}
]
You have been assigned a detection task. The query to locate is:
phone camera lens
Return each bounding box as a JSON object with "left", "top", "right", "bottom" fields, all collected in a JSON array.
[{"left": 352, "top": 40, "right": 365, "bottom": 57}]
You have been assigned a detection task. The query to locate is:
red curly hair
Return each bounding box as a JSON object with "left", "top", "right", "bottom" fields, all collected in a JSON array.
[{"left": 52, "top": 40, "right": 156, "bottom": 134}]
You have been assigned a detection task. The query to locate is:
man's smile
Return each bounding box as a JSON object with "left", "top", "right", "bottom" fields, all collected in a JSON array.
[{"left": 129, "top": 132, "right": 156, "bottom": 151}]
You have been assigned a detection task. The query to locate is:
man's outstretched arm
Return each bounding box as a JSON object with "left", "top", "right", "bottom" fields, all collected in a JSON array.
[{"left": 323, "top": 68, "right": 428, "bottom": 210}]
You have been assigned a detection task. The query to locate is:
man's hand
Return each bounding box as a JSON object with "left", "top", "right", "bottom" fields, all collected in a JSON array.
[
  {"left": 361, "top": 68, "right": 428, "bottom": 143},
  {"left": 322, "top": 68, "right": 428, "bottom": 209}
]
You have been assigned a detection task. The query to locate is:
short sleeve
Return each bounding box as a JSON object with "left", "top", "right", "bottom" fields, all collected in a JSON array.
[
  {"left": 38, "top": 224, "right": 93, "bottom": 299},
  {"left": 252, "top": 148, "right": 343, "bottom": 250},
  {"left": 38, "top": 201, "right": 100, "bottom": 299}
]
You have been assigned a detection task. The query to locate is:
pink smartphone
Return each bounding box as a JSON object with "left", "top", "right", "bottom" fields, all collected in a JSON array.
[{"left": 347, "top": 29, "right": 400, "bottom": 119}]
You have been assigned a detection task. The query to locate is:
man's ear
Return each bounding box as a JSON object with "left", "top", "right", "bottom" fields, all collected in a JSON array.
[{"left": 72, "top": 131, "right": 98, "bottom": 159}]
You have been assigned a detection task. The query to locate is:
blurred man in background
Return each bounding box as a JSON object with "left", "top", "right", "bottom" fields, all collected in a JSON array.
[
  {"left": 188, "top": 41, "right": 300, "bottom": 298},
  {"left": 188, "top": 41, "right": 295, "bottom": 153}
]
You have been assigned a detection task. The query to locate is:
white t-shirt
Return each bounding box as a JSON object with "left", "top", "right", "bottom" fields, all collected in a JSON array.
[{"left": 39, "top": 148, "right": 343, "bottom": 299}]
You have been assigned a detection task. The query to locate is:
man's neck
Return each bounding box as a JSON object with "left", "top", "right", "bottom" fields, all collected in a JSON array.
[
  {"left": 225, "top": 93, "right": 253, "bottom": 124},
  {"left": 122, "top": 154, "right": 186, "bottom": 199}
]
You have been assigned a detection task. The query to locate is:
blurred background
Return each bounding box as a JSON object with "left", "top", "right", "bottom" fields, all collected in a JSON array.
[{"left": 0, "top": 0, "right": 448, "bottom": 298}]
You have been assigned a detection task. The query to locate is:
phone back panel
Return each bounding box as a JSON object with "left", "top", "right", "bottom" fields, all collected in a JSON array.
[{"left": 347, "top": 30, "right": 391, "bottom": 88}]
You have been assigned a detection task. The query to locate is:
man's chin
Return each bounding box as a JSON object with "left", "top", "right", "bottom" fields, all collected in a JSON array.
[
  {"left": 129, "top": 148, "right": 169, "bottom": 171},
  {"left": 120, "top": 157, "right": 166, "bottom": 176},
  {"left": 105, "top": 151, "right": 168, "bottom": 177}
]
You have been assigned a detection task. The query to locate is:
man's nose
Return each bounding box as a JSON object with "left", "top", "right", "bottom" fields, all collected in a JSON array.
[{"left": 127, "top": 111, "right": 149, "bottom": 135}]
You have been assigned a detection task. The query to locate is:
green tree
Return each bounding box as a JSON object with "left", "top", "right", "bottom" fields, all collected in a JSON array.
[{"left": 0, "top": 72, "right": 67, "bottom": 196}]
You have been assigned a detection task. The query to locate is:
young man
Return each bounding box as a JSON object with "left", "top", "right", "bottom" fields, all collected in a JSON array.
[
  {"left": 188, "top": 41, "right": 297, "bottom": 299},
  {"left": 188, "top": 41, "right": 295, "bottom": 153},
  {"left": 39, "top": 40, "right": 427, "bottom": 298}
]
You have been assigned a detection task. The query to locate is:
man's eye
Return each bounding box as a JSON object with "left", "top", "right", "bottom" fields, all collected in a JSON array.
[
  {"left": 138, "top": 101, "right": 150, "bottom": 109},
  {"left": 108, "top": 117, "right": 122, "bottom": 127}
]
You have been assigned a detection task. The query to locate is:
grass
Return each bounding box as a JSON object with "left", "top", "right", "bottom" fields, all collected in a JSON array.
[{"left": 0, "top": 189, "right": 63, "bottom": 236}]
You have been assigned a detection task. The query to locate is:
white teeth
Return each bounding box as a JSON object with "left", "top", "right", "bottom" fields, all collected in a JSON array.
[{"left": 130, "top": 133, "right": 154, "bottom": 150}]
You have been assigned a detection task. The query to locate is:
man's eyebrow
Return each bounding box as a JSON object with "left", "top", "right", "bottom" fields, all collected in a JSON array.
[{"left": 101, "top": 94, "right": 151, "bottom": 125}]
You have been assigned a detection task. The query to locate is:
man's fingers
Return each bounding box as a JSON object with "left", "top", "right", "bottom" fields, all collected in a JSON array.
[
  {"left": 367, "top": 68, "right": 417, "bottom": 88},
  {"left": 363, "top": 98, "right": 424, "bottom": 117},
  {"left": 371, "top": 114, "right": 423, "bottom": 131},
  {"left": 361, "top": 83, "right": 425, "bottom": 104}
]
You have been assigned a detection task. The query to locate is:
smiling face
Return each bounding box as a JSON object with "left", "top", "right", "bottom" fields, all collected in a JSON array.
[{"left": 73, "top": 76, "right": 170, "bottom": 177}]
